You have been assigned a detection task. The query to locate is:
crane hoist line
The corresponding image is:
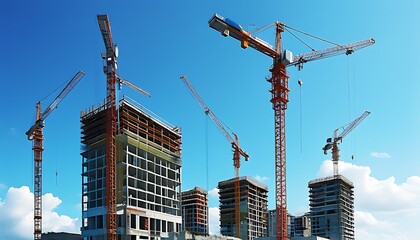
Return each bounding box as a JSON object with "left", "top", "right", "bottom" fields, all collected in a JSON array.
[{"left": 208, "top": 13, "right": 375, "bottom": 240}]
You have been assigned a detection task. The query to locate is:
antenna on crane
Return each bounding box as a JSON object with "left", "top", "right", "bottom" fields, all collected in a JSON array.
[{"left": 323, "top": 111, "right": 370, "bottom": 176}]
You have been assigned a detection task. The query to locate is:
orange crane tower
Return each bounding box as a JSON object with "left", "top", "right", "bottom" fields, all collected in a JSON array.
[
  {"left": 323, "top": 111, "right": 370, "bottom": 176},
  {"left": 208, "top": 13, "right": 375, "bottom": 240},
  {"left": 180, "top": 75, "right": 249, "bottom": 238},
  {"left": 26, "top": 70, "right": 85, "bottom": 240},
  {"left": 97, "top": 14, "right": 151, "bottom": 240}
]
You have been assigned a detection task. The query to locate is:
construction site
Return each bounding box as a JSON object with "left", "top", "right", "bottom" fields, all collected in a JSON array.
[{"left": 22, "top": 9, "right": 376, "bottom": 240}]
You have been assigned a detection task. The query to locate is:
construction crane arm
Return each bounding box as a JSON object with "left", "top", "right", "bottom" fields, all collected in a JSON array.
[
  {"left": 287, "top": 38, "right": 375, "bottom": 67},
  {"left": 209, "top": 13, "right": 375, "bottom": 67},
  {"left": 209, "top": 14, "right": 280, "bottom": 59},
  {"left": 97, "top": 15, "right": 116, "bottom": 58},
  {"left": 338, "top": 111, "right": 370, "bottom": 140},
  {"left": 26, "top": 70, "right": 85, "bottom": 140},
  {"left": 116, "top": 75, "right": 151, "bottom": 97},
  {"left": 323, "top": 111, "right": 370, "bottom": 154},
  {"left": 180, "top": 75, "right": 249, "bottom": 160}
]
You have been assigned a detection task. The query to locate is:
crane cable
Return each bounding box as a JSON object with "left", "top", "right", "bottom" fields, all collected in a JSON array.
[
  {"left": 283, "top": 24, "right": 341, "bottom": 47},
  {"left": 298, "top": 77, "right": 303, "bottom": 153},
  {"left": 205, "top": 116, "right": 209, "bottom": 191},
  {"left": 284, "top": 27, "right": 315, "bottom": 52}
]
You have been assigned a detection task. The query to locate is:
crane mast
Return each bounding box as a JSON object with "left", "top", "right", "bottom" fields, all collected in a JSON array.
[
  {"left": 180, "top": 75, "right": 249, "bottom": 238},
  {"left": 97, "top": 14, "right": 118, "bottom": 240},
  {"left": 323, "top": 111, "right": 370, "bottom": 176},
  {"left": 97, "top": 15, "right": 151, "bottom": 240},
  {"left": 209, "top": 13, "right": 374, "bottom": 240},
  {"left": 26, "top": 70, "right": 85, "bottom": 240}
]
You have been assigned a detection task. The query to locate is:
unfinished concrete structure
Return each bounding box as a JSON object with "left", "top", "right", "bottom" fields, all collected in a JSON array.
[
  {"left": 218, "top": 176, "right": 268, "bottom": 240},
  {"left": 81, "top": 96, "right": 182, "bottom": 240},
  {"left": 308, "top": 175, "right": 354, "bottom": 240},
  {"left": 181, "top": 187, "right": 209, "bottom": 236},
  {"left": 268, "top": 212, "right": 310, "bottom": 239}
]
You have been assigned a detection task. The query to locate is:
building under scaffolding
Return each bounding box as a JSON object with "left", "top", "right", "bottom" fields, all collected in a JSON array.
[
  {"left": 308, "top": 175, "right": 354, "bottom": 240},
  {"left": 181, "top": 187, "right": 209, "bottom": 236},
  {"left": 218, "top": 176, "right": 268, "bottom": 240},
  {"left": 80, "top": 96, "right": 182, "bottom": 240}
]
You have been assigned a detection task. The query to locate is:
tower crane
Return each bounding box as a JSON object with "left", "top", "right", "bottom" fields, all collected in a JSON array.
[
  {"left": 208, "top": 13, "right": 375, "bottom": 240},
  {"left": 180, "top": 75, "right": 249, "bottom": 238},
  {"left": 323, "top": 111, "right": 370, "bottom": 176},
  {"left": 97, "top": 14, "right": 151, "bottom": 240},
  {"left": 26, "top": 70, "right": 85, "bottom": 240}
]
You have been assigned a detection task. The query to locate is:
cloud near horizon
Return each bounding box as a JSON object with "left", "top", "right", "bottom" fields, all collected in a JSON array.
[
  {"left": 208, "top": 187, "right": 219, "bottom": 199},
  {"left": 254, "top": 175, "right": 269, "bottom": 183},
  {"left": 0, "top": 186, "right": 80, "bottom": 240},
  {"left": 370, "top": 152, "right": 391, "bottom": 159},
  {"left": 318, "top": 160, "right": 420, "bottom": 239}
]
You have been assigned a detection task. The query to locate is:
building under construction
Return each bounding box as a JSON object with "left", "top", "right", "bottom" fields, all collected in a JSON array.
[
  {"left": 80, "top": 96, "right": 182, "bottom": 240},
  {"left": 218, "top": 176, "right": 268, "bottom": 240},
  {"left": 181, "top": 187, "right": 209, "bottom": 236},
  {"left": 308, "top": 175, "right": 354, "bottom": 240}
]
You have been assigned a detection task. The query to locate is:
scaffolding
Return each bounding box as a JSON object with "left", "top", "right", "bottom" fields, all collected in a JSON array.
[
  {"left": 181, "top": 187, "right": 209, "bottom": 236},
  {"left": 218, "top": 176, "right": 268, "bottom": 240},
  {"left": 80, "top": 96, "right": 182, "bottom": 239}
]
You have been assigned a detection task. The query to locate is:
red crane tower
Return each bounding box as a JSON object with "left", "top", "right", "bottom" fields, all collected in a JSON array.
[
  {"left": 208, "top": 13, "right": 374, "bottom": 240},
  {"left": 26, "top": 70, "right": 85, "bottom": 240},
  {"left": 180, "top": 75, "right": 249, "bottom": 238},
  {"left": 97, "top": 14, "right": 151, "bottom": 240}
]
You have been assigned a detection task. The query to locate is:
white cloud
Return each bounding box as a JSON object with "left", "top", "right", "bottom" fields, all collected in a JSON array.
[
  {"left": 317, "top": 160, "right": 420, "bottom": 240},
  {"left": 0, "top": 186, "right": 80, "bottom": 239},
  {"left": 208, "top": 187, "right": 219, "bottom": 199},
  {"left": 254, "top": 175, "right": 269, "bottom": 183},
  {"left": 6, "top": 127, "right": 17, "bottom": 136},
  {"left": 208, "top": 207, "right": 220, "bottom": 235},
  {"left": 370, "top": 152, "right": 391, "bottom": 159}
]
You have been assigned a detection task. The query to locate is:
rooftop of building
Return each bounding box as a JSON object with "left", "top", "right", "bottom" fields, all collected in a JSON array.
[
  {"left": 81, "top": 95, "right": 181, "bottom": 136},
  {"left": 218, "top": 176, "right": 268, "bottom": 190},
  {"left": 182, "top": 186, "right": 208, "bottom": 195},
  {"left": 308, "top": 174, "right": 353, "bottom": 187}
]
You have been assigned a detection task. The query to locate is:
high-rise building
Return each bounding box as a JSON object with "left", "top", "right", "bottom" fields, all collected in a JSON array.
[
  {"left": 181, "top": 187, "right": 209, "bottom": 236},
  {"left": 80, "top": 97, "right": 182, "bottom": 240},
  {"left": 267, "top": 210, "right": 276, "bottom": 238},
  {"left": 218, "top": 176, "right": 268, "bottom": 240},
  {"left": 308, "top": 175, "right": 354, "bottom": 240}
]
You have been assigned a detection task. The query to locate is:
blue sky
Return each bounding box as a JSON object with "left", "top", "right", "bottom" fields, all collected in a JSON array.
[{"left": 1, "top": 1, "right": 420, "bottom": 239}]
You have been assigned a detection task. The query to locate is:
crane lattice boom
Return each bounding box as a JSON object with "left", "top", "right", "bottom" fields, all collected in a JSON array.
[{"left": 26, "top": 70, "right": 85, "bottom": 140}]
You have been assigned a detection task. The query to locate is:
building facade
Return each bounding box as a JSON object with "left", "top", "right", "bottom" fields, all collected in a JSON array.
[
  {"left": 268, "top": 211, "right": 310, "bottom": 239},
  {"left": 81, "top": 97, "right": 182, "bottom": 240},
  {"left": 218, "top": 176, "right": 268, "bottom": 240},
  {"left": 181, "top": 187, "right": 209, "bottom": 236},
  {"left": 308, "top": 175, "right": 354, "bottom": 240}
]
